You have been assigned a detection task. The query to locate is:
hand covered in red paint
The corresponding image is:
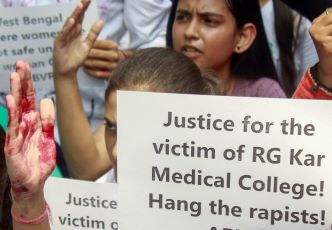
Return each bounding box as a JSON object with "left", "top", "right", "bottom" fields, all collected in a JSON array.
[
  {"left": 4, "top": 61, "right": 56, "bottom": 200},
  {"left": 53, "top": 0, "right": 103, "bottom": 77},
  {"left": 309, "top": 8, "right": 332, "bottom": 88}
]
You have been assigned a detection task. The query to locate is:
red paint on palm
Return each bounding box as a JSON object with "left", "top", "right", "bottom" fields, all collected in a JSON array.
[
  {"left": 19, "top": 121, "right": 28, "bottom": 139},
  {"left": 38, "top": 123, "right": 56, "bottom": 171},
  {"left": 6, "top": 112, "right": 56, "bottom": 198},
  {"left": 21, "top": 96, "right": 36, "bottom": 113},
  {"left": 16, "top": 61, "right": 37, "bottom": 115},
  {"left": 42, "top": 124, "right": 54, "bottom": 139},
  {"left": 5, "top": 61, "right": 55, "bottom": 203},
  {"left": 38, "top": 136, "right": 56, "bottom": 168}
]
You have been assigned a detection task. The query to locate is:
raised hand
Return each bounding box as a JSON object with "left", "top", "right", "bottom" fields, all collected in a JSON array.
[
  {"left": 4, "top": 61, "right": 55, "bottom": 200},
  {"left": 53, "top": 0, "right": 103, "bottom": 77},
  {"left": 309, "top": 8, "right": 332, "bottom": 88}
]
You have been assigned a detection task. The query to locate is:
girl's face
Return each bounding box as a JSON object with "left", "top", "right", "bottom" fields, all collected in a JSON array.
[
  {"left": 172, "top": 0, "right": 240, "bottom": 78},
  {"left": 104, "top": 91, "right": 118, "bottom": 180}
]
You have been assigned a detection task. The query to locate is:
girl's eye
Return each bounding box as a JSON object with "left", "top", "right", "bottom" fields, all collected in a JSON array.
[
  {"left": 175, "top": 13, "right": 190, "bottom": 22},
  {"left": 204, "top": 18, "right": 219, "bottom": 26}
]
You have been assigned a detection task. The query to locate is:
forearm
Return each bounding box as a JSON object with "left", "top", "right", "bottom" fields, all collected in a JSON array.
[
  {"left": 54, "top": 74, "right": 107, "bottom": 180},
  {"left": 93, "top": 124, "right": 113, "bottom": 168},
  {"left": 11, "top": 190, "right": 50, "bottom": 230},
  {"left": 52, "top": 0, "right": 106, "bottom": 179}
]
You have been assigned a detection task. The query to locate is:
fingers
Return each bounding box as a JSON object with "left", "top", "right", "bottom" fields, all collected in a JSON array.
[
  {"left": 82, "top": 40, "right": 120, "bottom": 78},
  {"left": 16, "top": 61, "right": 37, "bottom": 113},
  {"left": 76, "top": 0, "right": 91, "bottom": 25},
  {"left": 73, "top": 0, "right": 89, "bottom": 17},
  {"left": 40, "top": 99, "right": 55, "bottom": 138},
  {"left": 67, "top": 0, "right": 90, "bottom": 26},
  {"left": 65, "top": 21, "right": 83, "bottom": 43},
  {"left": 24, "top": 112, "right": 41, "bottom": 142},
  {"left": 9, "top": 72, "right": 21, "bottom": 116},
  {"left": 93, "top": 40, "right": 118, "bottom": 51},
  {"left": 70, "top": 0, "right": 90, "bottom": 24},
  {"left": 18, "top": 120, "right": 28, "bottom": 141},
  {"left": 6, "top": 61, "right": 37, "bottom": 155},
  {"left": 85, "top": 20, "right": 104, "bottom": 48},
  {"left": 310, "top": 10, "right": 332, "bottom": 55},
  {"left": 84, "top": 58, "right": 119, "bottom": 70},
  {"left": 5, "top": 95, "right": 19, "bottom": 150},
  {"left": 88, "top": 47, "right": 120, "bottom": 62},
  {"left": 83, "top": 67, "right": 112, "bottom": 79},
  {"left": 57, "top": 0, "right": 91, "bottom": 45},
  {"left": 39, "top": 99, "right": 56, "bottom": 177},
  {"left": 314, "top": 8, "right": 332, "bottom": 25},
  {"left": 58, "top": 17, "right": 76, "bottom": 44}
]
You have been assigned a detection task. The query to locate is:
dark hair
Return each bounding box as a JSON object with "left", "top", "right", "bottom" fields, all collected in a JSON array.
[
  {"left": 105, "top": 47, "right": 221, "bottom": 100},
  {"left": 166, "top": 0, "right": 278, "bottom": 80},
  {"left": 0, "top": 126, "right": 12, "bottom": 230},
  {"left": 273, "top": 0, "right": 301, "bottom": 96}
]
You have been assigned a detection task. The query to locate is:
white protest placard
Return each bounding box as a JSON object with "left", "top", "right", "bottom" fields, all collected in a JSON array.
[
  {"left": 45, "top": 177, "right": 118, "bottom": 230},
  {"left": 117, "top": 91, "right": 332, "bottom": 230},
  {"left": 0, "top": 2, "right": 102, "bottom": 93}
]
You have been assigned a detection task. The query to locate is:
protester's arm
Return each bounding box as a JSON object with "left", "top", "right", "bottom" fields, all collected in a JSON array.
[
  {"left": 53, "top": 0, "right": 112, "bottom": 180},
  {"left": 11, "top": 190, "right": 49, "bottom": 230},
  {"left": 5, "top": 61, "right": 55, "bottom": 230},
  {"left": 94, "top": 124, "right": 112, "bottom": 166},
  {"left": 292, "top": 9, "right": 332, "bottom": 99},
  {"left": 310, "top": 9, "right": 332, "bottom": 88}
]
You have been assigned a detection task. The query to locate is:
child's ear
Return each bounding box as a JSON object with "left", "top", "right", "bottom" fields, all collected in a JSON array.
[{"left": 234, "top": 23, "right": 257, "bottom": 53}]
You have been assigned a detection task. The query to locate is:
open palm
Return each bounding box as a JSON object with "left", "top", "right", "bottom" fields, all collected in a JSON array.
[
  {"left": 5, "top": 62, "right": 56, "bottom": 198},
  {"left": 53, "top": 0, "right": 103, "bottom": 76}
]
